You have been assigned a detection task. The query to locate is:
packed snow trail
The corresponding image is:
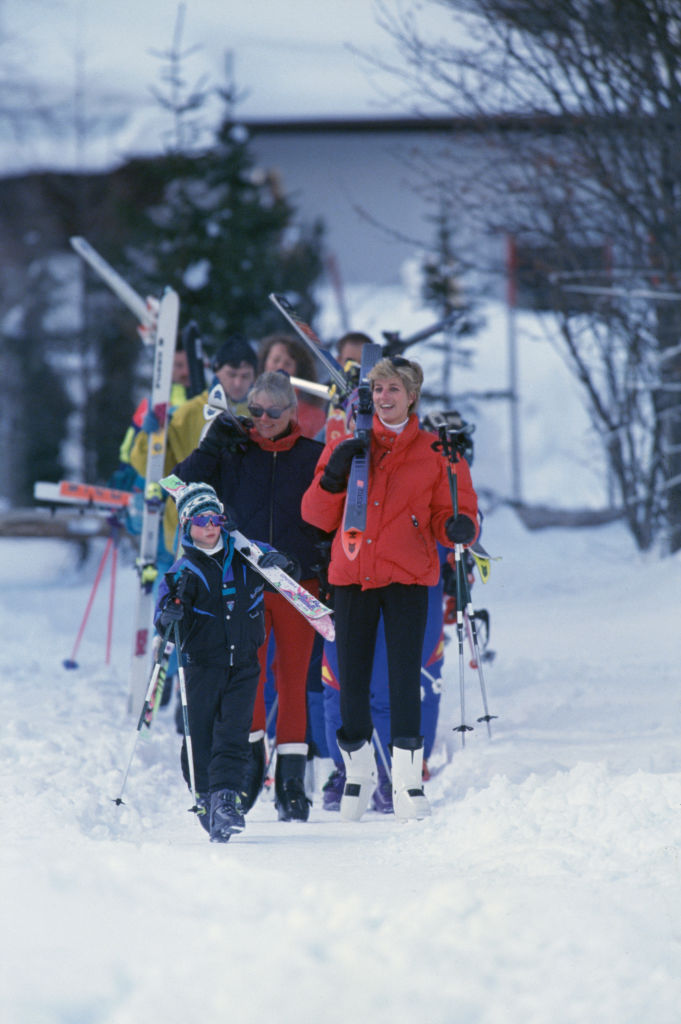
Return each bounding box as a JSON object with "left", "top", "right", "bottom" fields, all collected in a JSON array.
[{"left": 1, "top": 508, "right": 680, "bottom": 1024}]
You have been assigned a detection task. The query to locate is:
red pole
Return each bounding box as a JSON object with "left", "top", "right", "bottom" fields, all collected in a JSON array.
[
  {"left": 105, "top": 543, "right": 118, "bottom": 665},
  {"left": 64, "top": 538, "right": 112, "bottom": 668}
]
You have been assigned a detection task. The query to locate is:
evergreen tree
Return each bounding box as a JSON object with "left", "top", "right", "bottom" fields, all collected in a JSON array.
[{"left": 125, "top": 92, "right": 324, "bottom": 356}]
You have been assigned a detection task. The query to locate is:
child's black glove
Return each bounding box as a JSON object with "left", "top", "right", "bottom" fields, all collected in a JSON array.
[
  {"left": 445, "top": 514, "right": 476, "bottom": 544},
  {"left": 320, "top": 437, "right": 367, "bottom": 493},
  {"left": 158, "top": 598, "right": 185, "bottom": 628},
  {"left": 158, "top": 573, "right": 193, "bottom": 628},
  {"left": 258, "top": 550, "right": 290, "bottom": 571}
]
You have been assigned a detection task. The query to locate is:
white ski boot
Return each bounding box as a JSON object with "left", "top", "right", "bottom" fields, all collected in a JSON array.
[
  {"left": 337, "top": 736, "right": 377, "bottom": 821},
  {"left": 391, "top": 738, "right": 431, "bottom": 821}
]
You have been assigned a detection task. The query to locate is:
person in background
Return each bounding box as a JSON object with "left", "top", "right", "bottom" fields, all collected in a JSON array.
[
  {"left": 111, "top": 347, "right": 191, "bottom": 492},
  {"left": 155, "top": 480, "right": 293, "bottom": 843},
  {"left": 258, "top": 333, "right": 327, "bottom": 439},
  {"left": 302, "top": 356, "right": 479, "bottom": 822},
  {"left": 127, "top": 337, "right": 256, "bottom": 721},
  {"left": 173, "top": 370, "right": 323, "bottom": 822},
  {"left": 130, "top": 336, "right": 256, "bottom": 557}
]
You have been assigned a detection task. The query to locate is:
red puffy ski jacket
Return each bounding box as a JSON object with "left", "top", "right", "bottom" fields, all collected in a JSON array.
[{"left": 301, "top": 413, "right": 479, "bottom": 591}]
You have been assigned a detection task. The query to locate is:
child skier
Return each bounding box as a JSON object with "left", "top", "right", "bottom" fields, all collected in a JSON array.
[{"left": 155, "top": 478, "right": 292, "bottom": 843}]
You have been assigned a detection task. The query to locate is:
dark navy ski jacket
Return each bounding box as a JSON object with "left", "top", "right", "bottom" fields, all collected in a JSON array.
[
  {"left": 173, "top": 423, "right": 323, "bottom": 580},
  {"left": 155, "top": 530, "right": 266, "bottom": 669}
]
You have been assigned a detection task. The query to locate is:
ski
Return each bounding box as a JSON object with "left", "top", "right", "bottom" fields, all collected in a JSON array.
[
  {"left": 71, "top": 236, "right": 180, "bottom": 715},
  {"left": 160, "top": 474, "right": 335, "bottom": 642},
  {"left": 34, "top": 480, "right": 132, "bottom": 509},
  {"left": 341, "top": 342, "right": 383, "bottom": 560},
  {"left": 128, "top": 289, "right": 180, "bottom": 714},
  {"left": 268, "top": 292, "right": 350, "bottom": 397},
  {"left": 181, "top": 320, "right": 207, "bottom": 399},
  {"left": 381, "top": 311, "right": 460, "bottom": 357},
  {"left": 70, "top": 236, "right": 156, "bottom": 342}
]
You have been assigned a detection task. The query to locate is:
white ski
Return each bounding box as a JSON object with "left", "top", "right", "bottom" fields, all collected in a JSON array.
[
  {"left": 128, "top": 289, "right": 180, "bottom": 714},
  {"left": 70, "top": 236, "right": 180, "bottom": 715},
  {"left": 160, "top": 474, "right": 336, "bottom": 642},
  {"left": 70, "top": 236, "right": 155, "bottom": 340}
]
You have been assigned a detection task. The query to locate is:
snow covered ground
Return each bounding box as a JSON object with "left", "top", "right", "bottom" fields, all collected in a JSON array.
[
  {"left": 2, "top": 294, "right": 680, "bottom": 1023},
  {"left": 2, "top": 514, "right": 680, "bottom": 1023}
]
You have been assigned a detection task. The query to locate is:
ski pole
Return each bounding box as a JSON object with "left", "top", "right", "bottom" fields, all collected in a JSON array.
[
  {"left": 113, "top": 619, "right": 174, "bottom": 806},
  {"left": 455, "top": 548, "right": 498, "bottom": 737},
  {"left": 104, "top": 515, "right": 123, "bottom": 664},
  {"left": 439, "top": 424, "right": 496, "bottom": 738},
  {"left": 453, "top": 542, "right": 473, "bottom": 746},
  {"left": 262, "top": 695, "right": 280, "bottom": 789},
  {"left": 174, "top": 620, "right": 202, "bottom": 818},
  {"left": 434, "top": 424, "right": 482, "bottom": 745},
  {"left": 63, "top": 536, "right": 113, "bottom": 669}
]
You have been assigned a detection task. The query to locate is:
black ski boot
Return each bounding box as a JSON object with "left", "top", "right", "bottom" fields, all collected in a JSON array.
[
  {"left": 209, "top": 788, "right": 245, "bottom": 843},
  {"left": 240, "top": 734, "right": 266, "bottom": 813},
  {"left": 274, "top": 745, "right": 311, "bottom": 822},
  {"left": 196, "top": 792, "right": 211, "bottom": 833}
]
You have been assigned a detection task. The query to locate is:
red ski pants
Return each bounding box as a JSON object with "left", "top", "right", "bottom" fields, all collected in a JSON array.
[{"left": 251, "top": 579, "right": 319, "bottom": 745}]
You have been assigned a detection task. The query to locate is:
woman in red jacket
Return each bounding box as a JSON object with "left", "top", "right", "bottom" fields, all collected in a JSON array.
[{"left": 301, "top": 356, "right": 479, "bottom": 822}]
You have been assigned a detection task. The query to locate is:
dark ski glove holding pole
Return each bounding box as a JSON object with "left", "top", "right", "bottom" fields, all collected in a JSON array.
[
  {"left": 199, "top": 414, "right": 251, "bottom": 457},
  {"left": 158, "top": 573, "right": 192, "bottom": 628},
  {"left": 320, "top": 437, "right": 368, "bottom": 493}
]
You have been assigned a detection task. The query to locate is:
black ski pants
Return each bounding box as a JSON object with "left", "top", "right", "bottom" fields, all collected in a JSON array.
[
  {"left": 180, "top": 659, "right": 260, "bottom": 795},
  {"left": 333, "top": 583, "right": 429, "bottom": 744}
]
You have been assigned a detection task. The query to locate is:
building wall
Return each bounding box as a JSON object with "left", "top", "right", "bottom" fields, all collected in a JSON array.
[{"left": 248, "top": 123, "right": 485, "bottom": 287}]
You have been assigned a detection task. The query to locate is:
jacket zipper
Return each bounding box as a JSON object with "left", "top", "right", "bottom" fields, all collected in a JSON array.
[{"left": 269, "top": 451, "right": 277, "bottom": 545}]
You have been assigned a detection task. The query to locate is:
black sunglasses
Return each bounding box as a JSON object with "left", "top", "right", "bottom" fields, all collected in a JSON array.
[
  {"left": 387, "top": 356, "right": 411, "bottom": 369},
  {"left": 247, "top": 403, "right": 291, "bottom": 419}
]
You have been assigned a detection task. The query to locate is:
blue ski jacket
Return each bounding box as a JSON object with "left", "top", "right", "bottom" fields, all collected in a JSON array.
[{"left": 155, "top": 530, "right": 266, "bottom": 668}]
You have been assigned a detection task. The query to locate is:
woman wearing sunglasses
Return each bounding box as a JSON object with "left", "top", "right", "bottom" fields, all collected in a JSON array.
[
  {"left": 302, "top": 356, "right": 479, "bottom": 822},
  {"left": 173, "top": 370, "right": 324, "bottom": 823}
]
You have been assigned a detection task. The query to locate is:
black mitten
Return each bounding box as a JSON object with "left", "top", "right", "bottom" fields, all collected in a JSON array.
[{"left": 320, "top": 437, "right": 367, "bottom": 493}]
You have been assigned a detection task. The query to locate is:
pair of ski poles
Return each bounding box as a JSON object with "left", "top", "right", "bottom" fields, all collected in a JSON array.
[
  {"left": 113, "top": 589, "right": 203, "bottom": 821},
  {"left": 434, "top": 424, "right": 497, "bottom": 747}
]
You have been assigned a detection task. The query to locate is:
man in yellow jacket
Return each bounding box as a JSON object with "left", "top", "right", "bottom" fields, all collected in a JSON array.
[{"left": 130, "top": 336, "right": 257, "bottom": 555}]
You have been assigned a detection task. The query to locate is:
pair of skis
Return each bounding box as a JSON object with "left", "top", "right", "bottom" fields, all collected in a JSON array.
[
  {"left": 159, "top": 474, "right": 335, "bottom": 642},
  {"left": 269, "top": 293, "right": 382, "bottom": 560},
  {"left": 71, "top": 236, "right": 180, "bottom": 715}
]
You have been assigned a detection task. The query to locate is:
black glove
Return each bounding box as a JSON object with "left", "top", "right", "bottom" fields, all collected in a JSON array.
[
  {"left": 158, "top": 573, "right": 193, "bottom": 628},
  {"left": 258, "top": 549, "right": 291, "bottom": 571},
  {"left": 158, "top": 599, "right": 185, "bottom": 628},
  {"left": 199, "top": 414, "right": 250, "bottom": 457},
  {"left": 445, "top": 514, "right": 476, "bottom": 545},
  {"left": 320, "top": 437, "right": 368, "bottom": 493}
]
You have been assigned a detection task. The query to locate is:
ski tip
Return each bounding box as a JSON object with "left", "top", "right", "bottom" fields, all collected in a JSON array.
[{"left": 341, "top": 530, "right": 362, "bottom": 561}]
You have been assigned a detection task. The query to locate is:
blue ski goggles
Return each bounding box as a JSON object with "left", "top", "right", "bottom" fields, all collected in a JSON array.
[
  {"left": 190, "top": 513, "right": 229, "bottom": 527},
  {"left": 247, "top": 403, "right": 292, "bottom": 420}
]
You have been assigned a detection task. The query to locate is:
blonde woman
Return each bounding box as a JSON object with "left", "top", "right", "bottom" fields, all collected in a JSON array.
[{"left": 302, "top": 356, "right": 478, "bottom": 822}]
